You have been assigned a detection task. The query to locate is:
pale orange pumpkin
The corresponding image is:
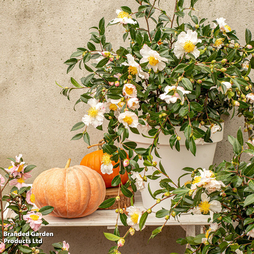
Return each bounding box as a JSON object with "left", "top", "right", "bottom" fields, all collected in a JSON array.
[
  {"left": 32, "top": 159, "right": 106, "bottom": 218},
  {"left": 80, "top": 149, "right": 129, "bottom": 188}
]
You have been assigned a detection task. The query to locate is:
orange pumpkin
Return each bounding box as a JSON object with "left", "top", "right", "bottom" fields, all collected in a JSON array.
[
  {"left": 80, "top": 149, "right": 129, "bottom": 188},
  {"left": 32, "top": 159, "right": 106, "bottom": 218}
]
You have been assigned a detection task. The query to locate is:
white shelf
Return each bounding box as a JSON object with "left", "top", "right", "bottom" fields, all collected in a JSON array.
[{"left": 5, "top": 193, "right": 209, "bottom": 234}]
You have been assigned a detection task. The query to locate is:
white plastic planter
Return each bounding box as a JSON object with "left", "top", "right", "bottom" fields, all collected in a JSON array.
[{"left": 128, "top": 124, "right": 224, "bottom": 211}]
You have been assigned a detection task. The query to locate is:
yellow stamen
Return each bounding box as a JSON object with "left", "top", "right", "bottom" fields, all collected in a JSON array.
[
  {"left": 102, "top": 153, "right": 111, "bottom": 165},
  {"left": 30, "top": 193, "right": 35, "bottom": 203},
  {"left": 125, "top": 86, "right": 134, "bottom": 95},
  {"left": 117, "top": 11, "right": 130, "bottom": 19},
  {"left": 184, "top": 180, "right": 192, "bottom": 186},
  {"left": 29, "top": 214, "right": 40, "bottom": 221},
  {"left": 214, "top": 38, "right": 224, "bottom": 47},
  {"left": 183, "top": 40, "right": 195, "bottom": 53},
  {"left": 199, "top": 201, "right": 210, "bottom": 214},
  {"left": 192, "top": 176, "right": 201, "bottom": 185},
  {"left": 17, "top": 178, "right": 25, "bottom": 184},
  {"left": 123, "top": 116, "right": 133, "bottom": 125},
  {"left": 128, "top": 66, "right": 138, "bottom": 75},
  {"left": 88, "top": 107, "right": 98, "bottom": 118},
  {"left": 205, "top": 228, "right": 212, "bottom": 239},
  {"left": 148, "top": 56, "right": 159, "bottom": 66},
  {"left": 224, "top": 25, "right": 231, "bottom": 32},
  {"left": 17, "top": 164, "right": 24, "bottom": 172},
  {"left": 131, "top": 213, "right": 139, "bottom": 224},
  {"left": 109, "top": 104, "right": 118, "bottom": 111}
]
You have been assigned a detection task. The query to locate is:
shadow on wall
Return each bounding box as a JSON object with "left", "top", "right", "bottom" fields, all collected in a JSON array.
[{"left": 41, "top": 226, "right": 186, "bottom": 254}]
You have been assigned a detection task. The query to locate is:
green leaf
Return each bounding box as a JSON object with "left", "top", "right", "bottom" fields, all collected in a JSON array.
[
  {"left": 71, "top": 122, "right": 85, "bottom": 131},
  {"left": 52, "top": 242, "right": 63, "bottom": 249},
  {"left": 150, "top": 226, "right": 162, "bottom": 239},
  {"left": 156, "top": 209, "right": 169, "bottom": 218},
  {"left": 120, "top": 213, "right": 128, "bottom": 226},
  {"left": 71, "top": 133, "right": 83, "bottom": 140},
  {"left": 24, "top": 165, "right": 36, "bottom": 173},
  {"left": 71, "top": 77, "right": 83, "bottom": 88},
  {"left": 121, "top": 185, "right": 133, "bottom": 197},
  {"left": 22, "top": 223, "right": 30, "bottom": 233},
  {"left": 99, "top": 17, "right": 105, "bottom": 35},
  {"left": 228, "top": 135, "right": 242, "bottom": 155},
  {"left": 139, "top": 212, "right": 148, "bottom": 230},
  {"left": 83, "top": 132, "right": 91, "bottom": 145},
  {"left": 39, "top": 206, "right": 54, "bottom": 215},
  {"left": 111, "top": 175, "right": 121, "bottom": 187},
  {"left": 246, "top": 28, "right": 252, "bottom": 44},
  {"left": 99, "top": 198, "right": 116, "bottom": 208},
  {"left": 181, "top": 78, "right": 193, "bottom": 91},
  {"left": 18, "top": 245, "right": 32, "bottom": 253},
  {"left": 244, "top": 194, "right": 254, "bottom": 207},
  {"left": 122, "top": 141, "right": 137, "bottom": 150},
  {"left": 249, "top": 180, "right": 254, "bottom": 191},
  {"left": 121, "top": 6, "right": 132, "bottom": 14},
  {"left": 237, "top": 127, "right": 244, "bottom": 146},
  {"left": 96, "top": 57, "right": 109, "bottom": 68},
  {"left": 104, "top": 232, "right": 121, "bottom": 241}
]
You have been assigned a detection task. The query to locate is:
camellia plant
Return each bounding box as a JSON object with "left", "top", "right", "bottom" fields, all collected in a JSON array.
[
  {"left": 57, "top": 0, "right": 254, "bottom": 252},
  {"left": 170, "top": 128, "right": 254, "bottom": 254},
  {"left": 0, "top": 155, "right": 70, "bottom": 254}
]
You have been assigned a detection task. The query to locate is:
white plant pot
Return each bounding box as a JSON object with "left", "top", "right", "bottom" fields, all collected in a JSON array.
[{"left": 128, "top": 124, "right": 224, "bottom": 211}]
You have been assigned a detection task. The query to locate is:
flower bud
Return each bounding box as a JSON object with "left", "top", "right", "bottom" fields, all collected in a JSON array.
[
  {"left": 115, "top": 81, "right": 120, "bottom": 87},
  {"left": 116, "top": 196, "right": 120, "bottom": 202},
  {"left": 152, "top": 161, "right": 157, "bottom": 167},
  {"left": 164, "top": 191, "right": 170, "bottom": 197},
  {"left": 176, "top": 136, "right": 181, "bottom": 141},
  {"left": 171, "top": 211, "right": 176, "bottom": 217},
  {"left": 147, "top": 208, "right": 152, "bottom": 214},
  {"left": 129, "top": 227, "right": 135, "bottom": 236},
  {"left": 117, "top": 238, "right": 125, "bottom": 247},
  {"left": 195, "top": 24, "right": 199, "bottom": 29},
  {"left": 123, "top": 159, "right": 130, "bottom": 167},
  {"left": 119, "top": 208, "right": 124, "bottom": 214},
  {"left": 247, "top": 44, "right": 253, "bottom": 49},
  {"left": 115, "top": 209, "right": 119, "bottom": 213},
  {"left": 234, "top": 43, "right": 240, "bottom": 48},
  {"left": 197, "top": 79, "right": 202, "bottom": 84},
  {"left": 220, "top": 68, "right": 227, "bottom": 72},
  {"left": 128, "top": 75, "right": 133, "bottom": 80},
  {"left": 221, "top": 59, "right": 227, "bottom": 64},
  {"left": 244, "top": 76, "right": 250, "bottom": 81},
  {"left": 165, "top": 215, "right": 170, "bottom": 220},
  {"left": 143, "top": 175, "right": 147, "bottom": 182},
  {"left": 233, "top": 187, "right": 237, "bottom": 192},
  {"left": 156, "top": 198, "right": 161, "bottom": 204}
]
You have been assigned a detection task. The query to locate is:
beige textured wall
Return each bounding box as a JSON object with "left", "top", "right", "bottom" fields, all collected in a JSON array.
[{"left": 0, "top": 0, "right": 253, "bottom": 253}]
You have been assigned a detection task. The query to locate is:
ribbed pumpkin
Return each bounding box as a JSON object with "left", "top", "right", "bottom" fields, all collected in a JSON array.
[
  {"left": 80, "top": 149, "right": 129, "bottom": 188},
  {"left": 32, "top": 159, "right": 106, "bottom": 218}
]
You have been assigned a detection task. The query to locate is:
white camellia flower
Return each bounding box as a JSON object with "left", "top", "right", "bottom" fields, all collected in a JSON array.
[
  {"left": 198, "top": 193, "right": 222, "bottom": 214},
  {"left": 247, "top": 228, "right": 254, "bottom": 238},
  {"left": 213, "top": 17, "right": 231, "bottom": 32},
  {"left": 132, "top": 172, "right": 145, "bottom": 191},
  {"left": 246, "top": 93, "right": 254, "bottom": 103},
  {"left": 242, "top": 61, "right": 249, "bottom": 70},
  {"left": 123, "top": 83, "right": 137, "bottom": 98},
  {"left": 205, "top": 179, "right": 225, "bottom": 194},
  {"left": 110, "top": 9, "right": 137, "bottom": 25},
  {"left": 140, "top": 44, "right": 168, "bottom": 72},
  {"left": 159, "top": 85, "right": 191, "bottom": 104},
  {"left": 82, "top": 98, "right": 106, "bottom": 128},
  {"left": 118, "top": 111, "right": 139, "bottom": 128},
  {"left": 127, "top": 98, "right": 139, "bottom": 110},
  {"left": 100, "top": 153, "right": 113, "bottom": 175},
  {"left": 173, "top": 30, "right": 201, "bottom": 59},
  {"left": 122, "top": 54, "right": 149, "bottom": 79},
  {"left": 107, "top": 99, "right": 122, "bottom": 112},
  {"left": 126, "top": 206, "right": 144, "bottom": 231}
]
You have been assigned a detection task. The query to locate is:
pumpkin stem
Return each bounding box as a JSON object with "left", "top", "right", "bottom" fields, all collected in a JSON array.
[
  {"left": 65, "top": 159, "right": 71, "bottom": 168},
  {"left": 87, "top": 139, "right": 105, "bottom": 150}
]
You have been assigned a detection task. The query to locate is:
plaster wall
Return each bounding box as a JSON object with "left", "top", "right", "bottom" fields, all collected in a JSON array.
[{"left": 0, "top": 0, "right": 253, "bottom": 253}]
